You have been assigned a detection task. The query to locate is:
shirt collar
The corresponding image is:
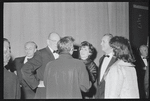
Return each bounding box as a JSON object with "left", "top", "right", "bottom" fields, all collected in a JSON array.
[
  {"left": 25, "top": 56, "right": 33, "bottom": 59},
  {"left": 48, "top": 46, "right": 54, "bottom": 53},
  {"left": 106, "top": 52, "right": 114, "bottom": 57}
]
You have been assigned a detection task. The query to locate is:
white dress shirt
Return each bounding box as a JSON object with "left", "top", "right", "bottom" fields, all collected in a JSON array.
[
  {"left": 100, "top": 52, "right": 114, "bottom": 82},
  {"left": 48, "top": 46, "right": 59, "bottom": 59},
  {"left": 24, "top": 56, "right": 32, "bottom": 64},
  {"left": 141, "top": 56, "right": 148, "bottom": 70}
]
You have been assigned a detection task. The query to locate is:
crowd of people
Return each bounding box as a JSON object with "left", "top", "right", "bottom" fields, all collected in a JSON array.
[{"left": 4, "top": 32, "right": 149, "bottom": 99}]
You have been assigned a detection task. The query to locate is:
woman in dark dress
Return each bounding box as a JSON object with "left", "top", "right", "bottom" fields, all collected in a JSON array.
[{"left": 79, "top": 41, "right": 98, "bottom": 99}]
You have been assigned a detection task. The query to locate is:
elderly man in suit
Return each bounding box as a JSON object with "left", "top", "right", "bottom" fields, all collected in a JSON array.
[
  {"left": 135, "top": 45, "right": 149, "bottom": 98},
  {"left": 4, "top": 38, "right": 21, "bottom": 99},
  {"left": 21, "top": 32, "right": 60, "bottom": 99},
  {"left": 44, "top": 36, "right": 91, "bottom": 99},
  {"left": 13, "top": 41, "right": 37, "bottom": 99},
  {"left": 95, "top": 33, "right": 117, "bottom": 99}
]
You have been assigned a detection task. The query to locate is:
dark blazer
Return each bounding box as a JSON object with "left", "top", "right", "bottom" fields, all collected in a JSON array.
[
  {"left": 134, "top": 54, "right": 148, "bottom": 98},
  {"left": 144, "top": 59, "right": 149, "bottom": 98},
  {"left": 21, "top": 46, "right": 55, "bottom": 99},
  {"left": 14, "top": 57, "right": 26, "bottom": 86},
  {"left": 44, "top": 53, "right": 91, "bottom": 98},
  {"left": 13, "top": 57, "right": 35, "bottom": 99},
  {"left": 4, "top": 68, "right": 21, "bottom": 99},
  {"left": 95, "top": 55, "right": 117, "bottom": 99},
  {"left": 81, "top": 59, "right": 98, "bottom": 98}
]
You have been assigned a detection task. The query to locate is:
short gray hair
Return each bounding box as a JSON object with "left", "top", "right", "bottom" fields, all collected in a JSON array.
[{"left": 57, "top": 36, "right": 74, "bottom": 53}]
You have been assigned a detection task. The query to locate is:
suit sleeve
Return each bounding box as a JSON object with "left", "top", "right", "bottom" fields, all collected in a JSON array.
[
  {"left": 88, "top": 62, "right": 98, "bottom": 83},
  {"left": 79, "top": 62, "right": 91, "bottom": 92},
  {"left": 144, "top": 65, "right": 149, "bottom": 97},
  {"left": 21, "top": 51, "right": 42, "bottom": 89}
]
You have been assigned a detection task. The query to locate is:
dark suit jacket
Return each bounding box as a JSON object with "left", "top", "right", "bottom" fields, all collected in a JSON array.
[
  {"left": 21, "top": 46, "right": 55, "bottom": 90},
  {"left": 13, "top": 57, "right": 36, "bottom": 99},
  {"left": 95, "top": 55, "right": 117, "bottom": 99},
  {"left": 13, "top": 57, "right": 28, "bottom": 87},
  {"left": 4, "top": 68, "right": 21, "bottom": 99},
  {"left": 135, "top": 55, "right": 148, "bottom": 71},
  {"left": 144, "top": 58, "right": 149, "bottom": 98},
  {"left": 44, "top": 53, "right": 90, "bottom": 98},
  {"left": 134, "top": 54, "right": 148, "bottom": 98}
]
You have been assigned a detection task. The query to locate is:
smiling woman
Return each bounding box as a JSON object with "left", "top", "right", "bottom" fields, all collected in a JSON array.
[{"left": 79, "top": 41, "right": 98, "bottom": 99}]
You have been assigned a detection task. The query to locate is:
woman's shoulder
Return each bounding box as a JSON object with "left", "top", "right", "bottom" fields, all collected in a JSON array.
[{"left": 113, "top": 60, "right": 135, "bottom": 68}]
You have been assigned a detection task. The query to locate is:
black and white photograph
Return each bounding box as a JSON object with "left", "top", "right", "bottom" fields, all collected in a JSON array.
[{"left": 3, "top": 1, "right": 149, "bottom": 99}]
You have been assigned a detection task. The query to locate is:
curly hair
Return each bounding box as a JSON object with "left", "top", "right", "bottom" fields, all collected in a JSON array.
[
  {"left": 109, "top": 36, "right": 135, "bottom": 63},
  {"left": 79, "top": 41, "right": 95, "bottom": 59}
]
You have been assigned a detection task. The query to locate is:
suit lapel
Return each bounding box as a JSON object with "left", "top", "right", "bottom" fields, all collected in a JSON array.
[
  {"left": 15, "top": 57, "right": 25, "bottom": 72},
  {"left": 45, "top": 46, "right": 55, "bottom": 60},
  {"left": 140, "top": 57, "right": 146, "bottom": 67},
  {"left": 98, "top": 56, "right": 117, "bottom": 85},
  {"left": 107, "top": 56, "right": 117, "bottom": 69},
  {"left": 97, "top": 55, "right": 105, "bottom": 85},
  {"left": 21, "top": 57, "right": 25, "bottom": 64},
  {"left": 18, "top": 57, "right": 25, "bottom": 68},
  {"left": 102, "top": 56, "right": 117, "bottom": 81}
]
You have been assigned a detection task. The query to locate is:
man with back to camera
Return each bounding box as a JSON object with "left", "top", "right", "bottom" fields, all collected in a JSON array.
[
  {"left": 44, "top": 36, "right": 91, "bottom": 99},
  {"left": 95, "top": 33, "right": 117, "bottom": 99},
  {"left": 21, "top": 32, "right": 60, "bottom": 99},
  {"left": 13, "top": 41, "right": 37, "bottom": 99}
]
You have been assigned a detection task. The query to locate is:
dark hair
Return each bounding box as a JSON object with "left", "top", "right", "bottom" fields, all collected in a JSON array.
[
  {"left": 57, "top": 36, "right": 74, "bottom": 54},
  {"left": 79, "top": 41, "right": 95, "bottom": 59},
  {"left": 109, "top": 36, "right": 135, "bottom": 63},
  {"left": 4, "top": 38, "right": 11, "bottom": 50}
]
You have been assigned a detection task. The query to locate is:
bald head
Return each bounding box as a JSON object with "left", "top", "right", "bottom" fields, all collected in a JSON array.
[
  {"left": 48, "top": 32, "right": 60, "bottom": 40},
  {"left": 139, "top": 45, "right": 148, "bottom": 57},
  {"left": 47, "top": 32, "right": 60, "bottom": 51}
]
